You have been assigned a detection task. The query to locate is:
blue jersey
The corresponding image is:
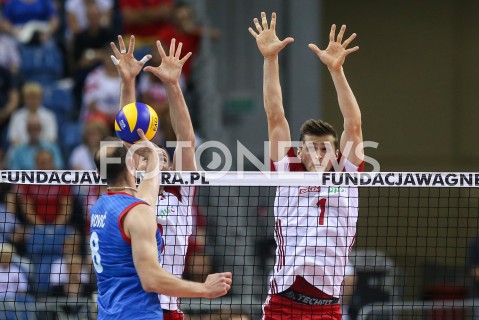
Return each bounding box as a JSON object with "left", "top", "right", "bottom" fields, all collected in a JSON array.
[{"left": 89, "top": 191, "right": 163, "bottom": 320}]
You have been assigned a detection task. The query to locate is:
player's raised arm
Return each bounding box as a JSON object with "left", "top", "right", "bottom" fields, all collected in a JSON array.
[
  {"left": 110, "top": 35, "right": 152, "bottom": 109},
  {"left": 130, "top": 129, "right": 161, "bottom": 206},
  {"left": 124, "top": 204, "right": 232, "bottom": 298},
  {"left": 248, "top": 12, "right": 294, "bottom": 162},
  {"left": 144, "top": 39, "right": 196, "bottom": 171},
  {"left": 308, "top": 24, "right": 364, "bottom": 166}
]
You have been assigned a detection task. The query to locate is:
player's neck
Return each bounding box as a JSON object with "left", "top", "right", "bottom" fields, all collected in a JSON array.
[{"left": 107, "top": 181, "right": 137, "bottom": 195}]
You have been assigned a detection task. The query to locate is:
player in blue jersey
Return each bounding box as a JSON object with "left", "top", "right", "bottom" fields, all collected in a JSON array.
[
  {"left": 110, "top": 34, "right": 203, "bottom": 319},
  {"left": 90, "top": 131, "right": 232, "bottom": 320}
]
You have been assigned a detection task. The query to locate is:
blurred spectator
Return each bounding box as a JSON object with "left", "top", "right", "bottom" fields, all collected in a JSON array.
[
  {"left": 17, "top": 149, "right": 71, "bottom": 226},
  {"left": 158, "top": 2, "right": 221, "bottom": 81},
  {"left": 65, "top": 0, "right": 112, "bottom": 39},
  {"left": 0, "top": 242, "right": 34, "bottom": 320},
  {"left": 71, "top": 1, "right": 114, "bottom": 112},
  {"left": 119, "top": 0, "right": 172, "bottom": 56},
  {"left": 7, "top": 81, "right": 58, "bottom": 146},
  {"left": 0, "top": 183, "right": 21, "bottom": 244},
  {"left": 0, "top": 17, "right": 21, "bottom": 74},
  {"left": 69, "top": 120, "right": 108, "bottom": 243},
  {"left": 80, "top": 43, "right": 120, "bottom": 128},
  {"left": 69, "top": 120, "right": 109, "bottom": 170},
  {"left": 1, "top": 0, "right": 59, "bottom": 45},
  {"left": 50, "top": 235, "right": 91, "bottom": 297},
  {"left": 7, "top": 113, "right": 63, "bottom": 170},
  {"left": 0, "top": 66, "right": 19, "bottom": 149}
]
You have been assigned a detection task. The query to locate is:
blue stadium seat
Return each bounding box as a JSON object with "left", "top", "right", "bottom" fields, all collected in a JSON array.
[
  {"left": 19, "top": 43, "right": 63, "bottom": 85},
  {"left": 43, "top": 84, "right": 74, "bottom": 114},
  {"left": 60, "top": 122, "right": 83, "bottom": 158}
]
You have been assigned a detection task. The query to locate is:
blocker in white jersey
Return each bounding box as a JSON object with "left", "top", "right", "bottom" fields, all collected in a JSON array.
[
  {"left": 270, "top": 148, "right": 363, "bottom": 298},
  {"left": 250, "top": 12, "right": 364, "bottom": 319},
  {"left": 156, "top": 186, "right": 196, "bottom": 311}
]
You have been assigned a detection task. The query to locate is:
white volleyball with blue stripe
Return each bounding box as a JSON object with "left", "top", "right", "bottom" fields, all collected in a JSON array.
[{"left": 114, "top": 102, "right": 159, "bottom": 143}]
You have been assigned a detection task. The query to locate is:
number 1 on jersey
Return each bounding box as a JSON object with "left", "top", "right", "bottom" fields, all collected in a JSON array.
[{"left": 317, "top": 198, "right": 327, "bottom": 225}]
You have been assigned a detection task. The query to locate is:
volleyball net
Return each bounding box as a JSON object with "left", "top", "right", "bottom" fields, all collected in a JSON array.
[{"left": 1, "top": 171, "right": 478, "bottom": 319}]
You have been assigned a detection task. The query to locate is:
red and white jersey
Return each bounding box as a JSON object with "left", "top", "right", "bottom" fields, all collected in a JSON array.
[
  {"left": 156, "top": 186, "right": 195, "bottom": 310},
  {"left": 269, "top": 148, "right": 363, "bottom": 297}
]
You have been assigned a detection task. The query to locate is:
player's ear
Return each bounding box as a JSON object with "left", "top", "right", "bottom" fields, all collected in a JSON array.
[{"left": 296, "top": 147, "right": 302, "bottom": 159}]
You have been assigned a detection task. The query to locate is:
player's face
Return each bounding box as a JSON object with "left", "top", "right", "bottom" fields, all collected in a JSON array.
[
  {"left": 158, "top": 148, "right": 170, "bottom": 171},
  {"left": 297, "top": 134, "right": 337, "bottom": 172},
  {"left": 136, "top": 147, "right": 170, "bottom": 171}
]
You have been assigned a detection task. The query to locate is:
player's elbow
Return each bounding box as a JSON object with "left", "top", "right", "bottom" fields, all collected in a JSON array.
[
  {"left": 140, "top": 277, "right": 158, "bottom": 293},
  {"left": 266, "top": 112, "right": 287, "bottom": 127},
  {"left": 344, "top": 118, "right": 362, "bottom": 135}
]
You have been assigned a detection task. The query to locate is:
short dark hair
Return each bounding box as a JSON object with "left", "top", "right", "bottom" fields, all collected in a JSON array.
[
  {"left": 94, "top": 138, "right": 129, "bottom": 184},
  {"left": 300, "top": 119, "right": 339, "bottom": 150}
]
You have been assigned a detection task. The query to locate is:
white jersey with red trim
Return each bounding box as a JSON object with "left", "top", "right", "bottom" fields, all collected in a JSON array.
[
  {"left": 156, "top": 186, "right": 195, "bottom": 310},
  {"left": 269, "top": 148, "right": 362, "bottom": 297}
]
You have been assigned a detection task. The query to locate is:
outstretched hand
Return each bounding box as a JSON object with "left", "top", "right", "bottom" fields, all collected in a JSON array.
[
  {"left": 308, "top": 24, "right": 358, "bottom": 71},
  {"left": 143, "top": 39, "right": 192, "bottom": 85},
  {"left": 110, "top": 35, "right": 152, "bottom": 82},
  {"left": 248, "top": 12, "right": 294, "bottom": 58}
]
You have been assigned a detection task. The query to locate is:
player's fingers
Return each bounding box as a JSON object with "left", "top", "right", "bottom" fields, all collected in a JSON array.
[
  {"left": 345, "top": 46, "right": 359, "bottom": 55},
  {"left": 169, "top": 38, "right": 176, "bottom": 57},
  {"left": 156, "top": 40, "right": 167, "bottom": 59},
  {"left": 270, "top": 12, "right": 276, "bottom": 31},
  {"left": 261, "top": 11, "right": 268, "bottom": 30},
  {"left": 137, "top": 129, "right": 153, "bottom": 147},
  {"left": 329, "top": 24, "right": 336, "bottom": 43},
  {"left": 179, "top": 52, "right": 192, "bottom": 64},
  {"left": 248, "top": 27, "right": 258, "bottom": 38},
  {"left": 110, "top": 41, "right": 121, "bottom": 57},
  {"left": 175, "top": 42, "right": 183, "bottom": 59},
  {"left": 140, "top": 54, "right": 152, "bottom": 65},
  {"left": 128, "top": 35, "right": 135, "bottom": 55},
  {"left": 110, "top": 55, "right": 119, "bottom": 66},
  {"left": 336, "top": 24, "right": 346, "bottom": 43},
  {"left": 308, "top": 43, "right": 321, "bottom": 56},
  {"left": 143, "top": 65, "right": 158, "bottom": 76},
  {"left": 342, "top": 33, "right": 357, "bottom": 48},
  {"left": 118, "top": 35, "right": 127, "bottom": 54},
  {"left": 280, "top": 37, "right": 294, "bottom": 49},
  {"left": 253, "top": 18, "right": 262, "bottom": 33}
]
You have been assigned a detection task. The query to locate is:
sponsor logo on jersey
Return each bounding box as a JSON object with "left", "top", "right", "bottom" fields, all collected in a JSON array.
[
  {"left": 299, "top": 186, "right": 321, "bottom": 194},
  {"left": 328, "top": 187, "right": 345, "bottom": 194},
  {"left": 157, "top": 207, "right": 176, "bottom": 219}
]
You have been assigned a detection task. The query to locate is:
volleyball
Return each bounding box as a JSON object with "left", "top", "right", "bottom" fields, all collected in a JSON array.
[{"left": 114, "top": 102, "right": 159, "bottom": 143}]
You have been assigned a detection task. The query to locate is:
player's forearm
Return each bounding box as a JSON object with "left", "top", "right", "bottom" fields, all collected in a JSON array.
[
  {"left": 136, "top": 155, "right": 160, "bottom": 206},
  {"left": 330, "top": 68, "right": 361, "bottom": 127},
  {"left": 263, "top": 56, "right": 286, "bottom": 122},
  {"left": 164, "top": 82, "right": 195, "bottom": 143},
  {"left": 143, "top": 264, "right": 206, "bottom": 298},
  {"left": 119, "top": 80, "right": 136, "bottom": 110}
]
